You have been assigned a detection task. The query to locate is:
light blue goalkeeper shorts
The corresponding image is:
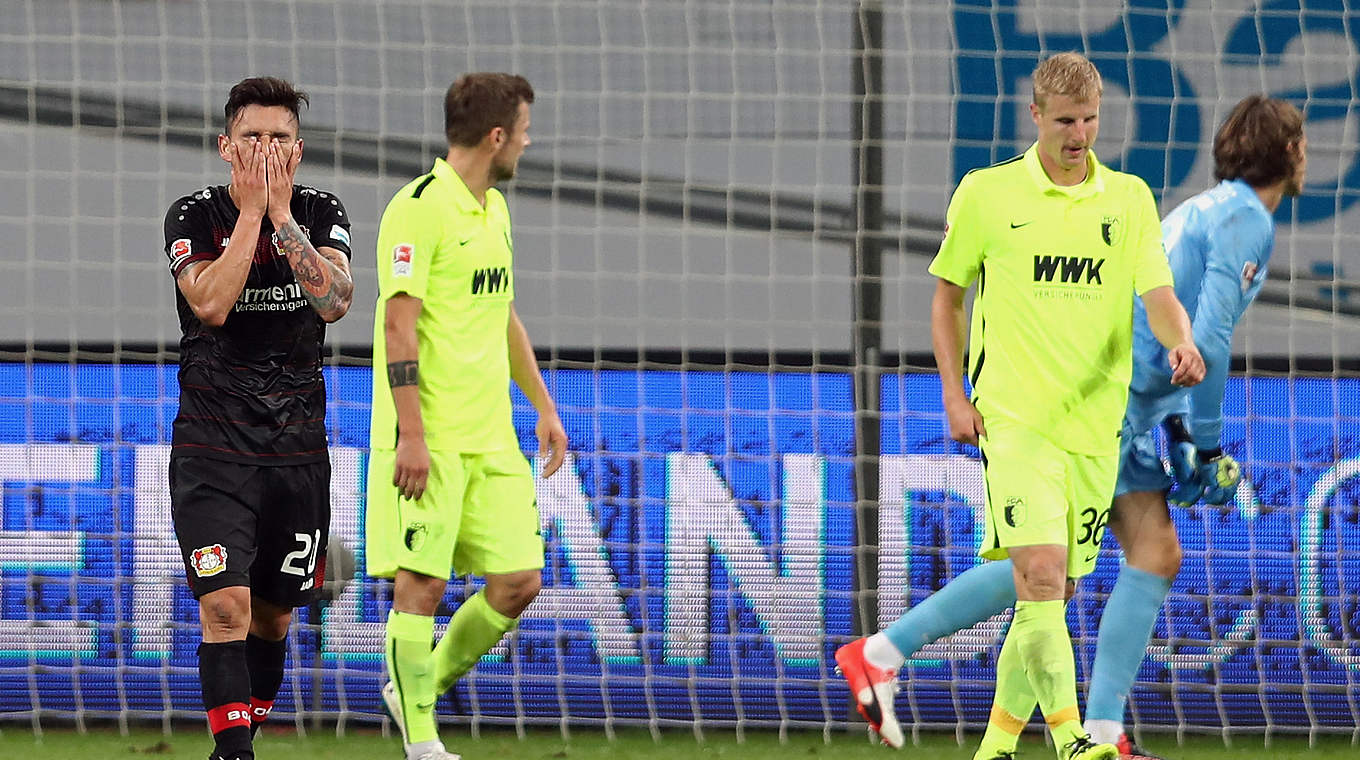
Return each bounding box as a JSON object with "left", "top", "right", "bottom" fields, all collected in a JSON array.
[{"left": 1115, "top": 423, "right": 1174, "bottom": 498}]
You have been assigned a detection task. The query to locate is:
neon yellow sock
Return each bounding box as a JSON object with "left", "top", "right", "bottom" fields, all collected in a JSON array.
[
  {"left": 975, "top": 624, "right": 1039, "bottom": 760},
  {"left": 433, "top": 591, "right": 517, "bottom": 694},
  {"left": 1011, "top": 600, "right": 1083, "bottom": 751},
  {"left": 385, "top": 610, "right": 439, "bottom": 745}
]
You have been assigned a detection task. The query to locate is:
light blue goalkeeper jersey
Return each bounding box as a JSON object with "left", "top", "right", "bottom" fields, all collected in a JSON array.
[{"left": 1126, "top": 179, "right": 1275, "bottom": 449}]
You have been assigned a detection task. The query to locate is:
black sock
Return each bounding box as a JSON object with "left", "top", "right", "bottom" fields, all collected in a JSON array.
[
  {"left": 198, "top": 640, "right": 254, "bottom": 760},
  {"left": 245, "top": 633, "right": 287, "bottom": 736}
]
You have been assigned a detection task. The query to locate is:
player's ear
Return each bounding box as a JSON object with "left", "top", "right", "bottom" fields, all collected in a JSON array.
[{"left": 217, "top": 134, "right": 232, "bottom": 163}]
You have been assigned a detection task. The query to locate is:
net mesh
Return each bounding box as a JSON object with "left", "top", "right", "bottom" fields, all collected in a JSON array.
[{"left": 0, "top": 0, "right": 1357, "bottom": 742}]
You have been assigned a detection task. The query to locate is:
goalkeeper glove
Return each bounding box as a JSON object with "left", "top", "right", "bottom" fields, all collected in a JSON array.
[
  {"left": 1163, "top": 416, "right": 1241, "bottom": 506},
  {"left": 1164, "top": 416, "right": 1203, "bottom": 507},
  {"left": 1195, "top": 448, "right": 1241, "bottom": 505}
]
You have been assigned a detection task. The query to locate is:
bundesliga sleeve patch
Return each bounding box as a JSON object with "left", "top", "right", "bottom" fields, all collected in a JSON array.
[
  {"left": 392, "top": 243, "right": 414, "bottom": 277},
  {"left": 330, "top": 224, "right": 350, "bottom": 246},
  {"left": 191, "top": 543, "right": 228, "bottom": 577},
  {"left": 1241, "top": 261, "right": 1259, "bottom": 294},
  {"left": 169, "top": 238, "right": 192, "bottom": 269}
]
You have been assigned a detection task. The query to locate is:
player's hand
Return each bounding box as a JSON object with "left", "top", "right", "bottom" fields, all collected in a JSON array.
[
  {"left": 229, "top": 139, "right": 268, "bottom": 218},
  {"left": 1166, "top": 440, "right": 1202, "bottom": 507},
  {"left": 266, "top": 138, "right": 302, "bottom": 227},
  {"left": 1167, "top": 342, "right": 1205, "bottom": 387},
  {"left": 943, "top": 394, "right": 986, "bottom": 446},
  {"left": 536, "top": 409, "right": 568, "bottom": 478},
  {"left": 393, "top": 431, "right": 431, "bottom": 501},
  {"left": 1195, "top": 450, "right": 1241, "bottom": 505},
  {"left": 1164, "top": 415, "right": 1202, "bottom": 507}
]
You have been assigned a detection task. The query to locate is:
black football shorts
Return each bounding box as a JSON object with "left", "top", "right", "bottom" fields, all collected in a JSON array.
[{"left": 170, "top": 455, "right": 330, "bottom": 608}]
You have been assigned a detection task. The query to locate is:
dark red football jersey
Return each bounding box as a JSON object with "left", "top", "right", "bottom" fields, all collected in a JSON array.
[{"left": 163, "top": 184, "right": 352, "bottom": 464}]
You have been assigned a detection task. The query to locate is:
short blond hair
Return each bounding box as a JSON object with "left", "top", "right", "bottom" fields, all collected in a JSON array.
[{"left": 1032, "top": 52, "right": 1102, "bottom": 107}]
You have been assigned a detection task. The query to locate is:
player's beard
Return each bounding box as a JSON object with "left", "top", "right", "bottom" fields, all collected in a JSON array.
[
  {"left": 492, "top": 152, "right": 518, "bottom": 182},
  {"left": 1284, "top": 147, "right": 1306, "bottom": 196},
  {"left": 1284, "top": 168, "right": 1304, "bottom": 197}
]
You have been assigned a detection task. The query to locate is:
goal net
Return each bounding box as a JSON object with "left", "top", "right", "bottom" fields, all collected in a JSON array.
[{"left": 0, "top": 0, "right": 1357, "bottom": 742}]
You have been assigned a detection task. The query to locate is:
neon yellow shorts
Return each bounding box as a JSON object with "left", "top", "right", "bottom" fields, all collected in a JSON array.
[
  {"left": 365, "top": 447, "right": 543, "bottom": 580},
  {"left": 977, "top": 420, "right": 1117, "bottom": 579}
]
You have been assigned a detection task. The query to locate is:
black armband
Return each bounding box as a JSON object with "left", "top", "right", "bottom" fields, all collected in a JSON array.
[{"left": 387, "top": 360, "right": 419, "bottom": 387}]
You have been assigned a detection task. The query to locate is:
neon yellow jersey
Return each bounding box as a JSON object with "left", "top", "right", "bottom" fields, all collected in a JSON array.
[
  {"left": 928, "top": 144, "right": 1173, "bottom": 455},
  {"left": 370, "top": 158, "right": 519, "bottom": 452}
]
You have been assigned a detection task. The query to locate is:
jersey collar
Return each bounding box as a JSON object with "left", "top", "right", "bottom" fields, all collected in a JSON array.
[
  {"left": 432, "top": 157, "right": 487, "bottom": 215},
  {"left": 1225, "top": 178, "right": 1270, "bottom": 217},
  {"left": 1023, "top": 142, "right": 1106, "bottom": 199}
]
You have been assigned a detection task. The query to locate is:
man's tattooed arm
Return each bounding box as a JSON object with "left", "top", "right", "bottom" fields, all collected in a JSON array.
[{"left": 272, "top": 219, "right": 354, "bottom": 322}]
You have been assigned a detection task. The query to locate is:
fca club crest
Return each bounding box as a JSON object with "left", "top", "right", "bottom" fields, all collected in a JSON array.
[
  {"left": 404, "top": 522, "right": 428, "bottom": 552},
  {"left": 191, "top": 544, "right": 228, "bottom": 577},
  {"left": 1101, "top": 215, "right": 1122, "bottom": 246},
  {"left": 1004, "top": 497, "right": 1027, "bottom": 528}
]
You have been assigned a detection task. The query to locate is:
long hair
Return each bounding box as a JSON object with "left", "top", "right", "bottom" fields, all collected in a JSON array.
[{"left": 1212, "top": 95, "right": 1304, "bottom": 188}]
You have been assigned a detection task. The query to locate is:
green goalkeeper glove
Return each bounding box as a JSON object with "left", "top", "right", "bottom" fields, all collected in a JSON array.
[
  {"left": 1194, "top": 448, "right": 1241, "bottom": 506},
  {"left": 1163, "top": 416, "right": 1240, "bottom": 507}
]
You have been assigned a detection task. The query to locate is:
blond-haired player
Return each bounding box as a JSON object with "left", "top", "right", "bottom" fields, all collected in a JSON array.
[{"left": 836, "top": 53, "right": 1205, "bottom": 760}]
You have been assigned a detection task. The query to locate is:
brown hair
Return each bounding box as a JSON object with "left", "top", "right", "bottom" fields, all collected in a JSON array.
[
  {"left": 224, "top": 76, "right": 308, "bottom": 131},
  {"left": 1213, "top": 95, "right": 1304, "bottom": 188},
  {"left": 444, "top": 73, "right": 535, "bottom": 148},
  {"left": 1032, "top": 52, "right": 1102, "bottom": 107}
]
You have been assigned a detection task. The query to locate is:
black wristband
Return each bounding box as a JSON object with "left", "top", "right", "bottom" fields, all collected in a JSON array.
[{"left": 387, "top": 360, "right": 418, "bottom": 387}]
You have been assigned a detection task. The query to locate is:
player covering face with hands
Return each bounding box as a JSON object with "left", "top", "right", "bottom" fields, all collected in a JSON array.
[{"left": 164, "top": 76, "right": 353, "bottom": 760}]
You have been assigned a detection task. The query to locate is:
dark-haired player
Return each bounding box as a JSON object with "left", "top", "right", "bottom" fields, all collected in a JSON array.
[
  {"left": 1076, "top": 94, "right": 1306, "bottom": 760},
  {"left": 164, "top": 76, "right": 353, "bottom": 760},
  {"left": 365, "top": 72, "right": 566, "bottom": 760}
]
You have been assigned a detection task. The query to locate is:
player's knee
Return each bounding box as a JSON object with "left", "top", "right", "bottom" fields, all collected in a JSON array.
[
  {"left": 487, "top": 572, "right": 541, "bottom": 618},
  {"left": 1125, "top": 521, "right": 1183, "bottom": 580},
  {"left": 392, "top": 569, "right": 448, "bottom": 616},
  {"left": 1159, "top": 537, "right": 1184, "bottom": 580},
  {"left": 1020, "top": 575, "right": 1066, "bottom": 600},
  {"left": 503, "top": 573, "right": 541, "bottom": 616},
  {"left": 249, "top": 601, "right": 292, "bottom": 641},
  {"left": 199, "top": 589, "right": 251, "bottom": 639},
  {"left": 518, "top": 572, "right": 543, "bottom": 604},
  {"left": 253, "top": 616, "right": 290, "bottom": 641},
  {"left": 1012, "top": 555, "right": 1067, "bottom": 600}
]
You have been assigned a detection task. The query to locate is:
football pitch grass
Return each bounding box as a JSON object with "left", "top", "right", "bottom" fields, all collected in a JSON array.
[{"left": 1, "top": 724, "right": 1356, "bottom": 760}]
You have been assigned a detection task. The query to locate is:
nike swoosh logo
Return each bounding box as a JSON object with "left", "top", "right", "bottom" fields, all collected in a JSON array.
[
  {"left": 416, "top": 701, "right": 436, "bottom": 711},
  {"left": 459, "top": 238, "right": 472, "bottom": 246},
  {"left": 1084, "top": 553, "right": 1097, "bottom": 563},
  {"left": 1010, "top": 221, "right": 1032, "bottom": 229}
]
